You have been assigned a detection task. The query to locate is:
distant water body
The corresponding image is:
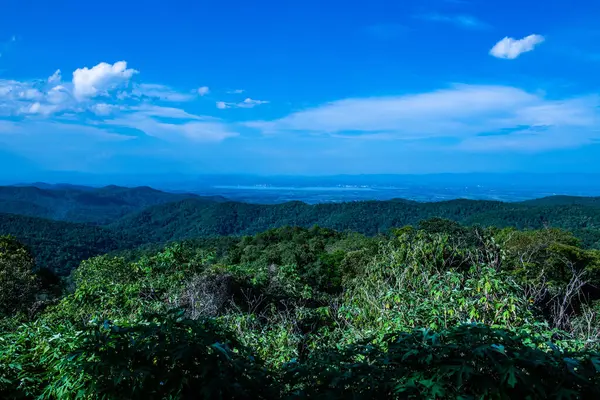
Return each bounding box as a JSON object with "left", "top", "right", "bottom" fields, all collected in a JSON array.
[{"left": 214, "top": 185, "right": 375, "bottom": 191}]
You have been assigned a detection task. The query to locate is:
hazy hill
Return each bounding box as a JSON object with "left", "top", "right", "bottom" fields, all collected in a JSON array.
[
  {"left": 0, "top": 185, "right": 226, "bottom": 224},
  {"left": 12, "top": 182, "right": 98, "bottom": 191},
  {"left": 520, "top": 195, "right": 600, "bottom": 207}
]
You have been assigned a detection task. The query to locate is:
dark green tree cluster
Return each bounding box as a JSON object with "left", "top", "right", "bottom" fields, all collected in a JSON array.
[
  {"left": 0, "top": 236, "right": 39, "bottom": 318},
  {"left": 0, "top": 213, "right": 134, "bottom": 275}
]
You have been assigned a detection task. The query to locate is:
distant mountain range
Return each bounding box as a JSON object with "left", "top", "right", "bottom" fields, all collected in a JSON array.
[
  {"left": 2, "top": 183, "right": 600, "bottom": 275},
  {"left": 0, "top": 184, "right": 227, "bottom": 224},
  {"left": 3, "top": 173, "right": 600, "bottom": 204},
  {"left": 3, "top": 172, "right": 600, "bottom": 192}
]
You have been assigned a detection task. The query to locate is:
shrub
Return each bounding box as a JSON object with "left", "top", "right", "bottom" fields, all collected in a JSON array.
[
  {"left": 52, "top": 311, "right": 272, "bottom": 400},
  {"left": 285, "top": 324, "right": 600, "bottom": 399}
]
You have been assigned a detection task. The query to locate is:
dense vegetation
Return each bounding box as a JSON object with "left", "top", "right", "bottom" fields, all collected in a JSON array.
[
  {"left": 4, "top": 186, "right": 600, "bottom": 276},
  {"left": 0, "top": 213, "right": 133, "bottom": 275},
  {"left": 108, "top": 197, "right": 600, "bottom": 245},
  {"left": 2, "top": 219, "right": 600, "bottom": 398}
]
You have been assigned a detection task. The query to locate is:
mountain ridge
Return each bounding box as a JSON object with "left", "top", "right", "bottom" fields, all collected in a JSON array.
[
  {"left": 4, "top": 186, "right": 600, "bottom": 275},
  {"left": 0, "top": 184, "right": 227, "bottom": 224}
]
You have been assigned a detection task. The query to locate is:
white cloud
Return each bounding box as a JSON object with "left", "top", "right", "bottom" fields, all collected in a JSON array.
[
  {"left": 0, "top": 80, "right": 53, "bottom": 115},
  {"left": 250, "top": 85, "right": 537, "bottom": 134},
  {"left": 21, "top": 102, "right": 59, "bottom": 116},
  {"left": 0, "top": 119, "right": 135, "bottom": 140},
  {"left": 0, "top": 81, "right": 43, "bottom": 102},
  {"left": 130, "top": 83, "right": 194, "bottom": 102},
  {"left": 91, "top": 103, "right": 120, "bottom": 116},
  {"left": 0, "top": 77, "right": 76, "bottom": 117},
  {"left": 216, "top": 98, "right": 269, "bottom": 109},
  {"left": 0, "top": 81, "right": 16, "bottom": 98},
  {"left": 25, "top": 102, "right": 41, "bottom": 114},
  {"left": 72, "top": 61, "right": 138, "bottom": 99},
  {"left": 227, "top": 89, "right": 244, "bottom": 94},
  {"left": 197, "top": 86, "right": 210, "bottom": 96},
  {"left": 104, "top": 110, "right": 238, "bottom": 142},
  {"left": 18, "top": 88, "right": 43, "bottom": 100},
  {"left": 145, "top": 121, "right": 238, "bottom": 142},
  {"left": 48, "top": 70, "right": 62, "bottom": 84},
  {"left": 238, "top": 98, "right": 269, "bottom": 108},
  {"left": 126, "top": 104, "right": 209, "bottom": 120},
  {"left": 246, "top": 84, "right": 600, "bottom": 151},
  {"left": 416, "top": 13, "right": 488, "bottom": 29},
  {"left": 0, "top": 63, "right": 236, "bottom": 143},
  {"left": 1, "top": 61, "right": 217, "bottom": 123},
  {"left": 46, "top": 85, "right": 71, "bottom": 105},
  {"left": 490, "top": 34, "right": 545, "bottom": 59}
]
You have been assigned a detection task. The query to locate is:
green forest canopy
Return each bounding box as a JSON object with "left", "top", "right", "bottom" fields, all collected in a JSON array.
[
  {"left": 3, "top": 188, "right": 600, "bottom": 275},
  {"left": 2, "top": 221, "right": 600, "bottom": 398}
]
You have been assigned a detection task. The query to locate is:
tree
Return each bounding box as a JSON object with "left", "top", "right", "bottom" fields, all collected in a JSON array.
[{"left": 0, "top": 235, "right": 38, "bottom": 317}]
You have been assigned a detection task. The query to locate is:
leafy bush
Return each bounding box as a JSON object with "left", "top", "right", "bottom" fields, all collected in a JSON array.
[
  {"left": 55, "top": 312, "right": 272, "bottom": 400},
  {"left": 0, "top": 312, "right": 272, "bottom": 400},
  {"left": 337, "top": 233, "right": 535, "bottom": 347},
  {"left": 0, "top": 320, "right": 81, "bottom": 399},
  {"left": 285, "top": 324, "right": 600, "bottom": 399}
]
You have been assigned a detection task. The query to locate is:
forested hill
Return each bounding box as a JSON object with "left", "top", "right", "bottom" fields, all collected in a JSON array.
[
  {"left": 109, "top": 197, "right": 600, "bottom": 245},
  {"left": 0, "top": 185, "right": 226, "bottom": 224},
  {"left": 0, "top": 213, "right": 132, "bottom": 275},
  {"left": 4, "top": 189, "right": 600, "bottom": 275}
]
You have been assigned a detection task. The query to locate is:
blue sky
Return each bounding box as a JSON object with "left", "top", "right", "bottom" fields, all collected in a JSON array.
[{"left": 0, "top": 0, "right": 599, "bottom": 176}]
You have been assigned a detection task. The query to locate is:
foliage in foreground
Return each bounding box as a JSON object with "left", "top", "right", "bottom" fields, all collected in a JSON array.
[
  {"left": 2, "top": 223, "right": 600, "bottom": 398},
  {"left": 287, "top": 323, "right": 600, "bottom": 399},
  {"left": 1, "top": 314, "right": 599, "bottom": 399}
]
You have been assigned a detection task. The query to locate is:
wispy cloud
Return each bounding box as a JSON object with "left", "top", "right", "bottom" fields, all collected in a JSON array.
[
  {"left": 127, "top": 83, "right": 195, "bottom": 102},
  {"left": 415, "top": 13, "right": 489, "bottom": 29},
  {"left": 227, "top": 89, "right": 245, "bottom": 94},
  {"left": 104, "top": 113, "right": 237, "bottom": 142},
  {"left": 238, "top": 98, "right": 269, "bottom": 108},
  {"left": 47, "top": 70, "right": 62, "bottom": 84},
  {"left": 246, "top": 84, "right": 600, "bottom": 151},
  {"left": 197, "top": 86, "right": 210, "bottom": 96},
  {"left": 490, "top": 34, "right": 545, "bottom": 59},
  {"left": 0, "top": 119, "right": 137, "bottom": 142},
  {"left": 216, "top": 97, "right": 269, "bottom": 109}
]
